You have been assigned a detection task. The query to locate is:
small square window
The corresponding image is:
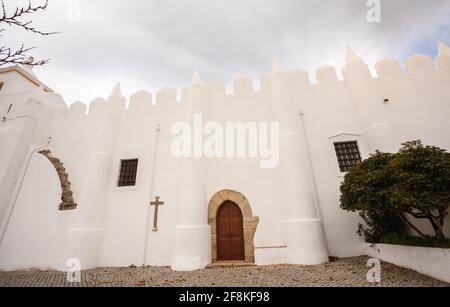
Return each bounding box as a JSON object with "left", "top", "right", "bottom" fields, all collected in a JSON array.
[
  {"left": 117, "top": 159, "right": 139, "bottom": 187},
  {"left": 0, "top": 82, "right": 4, "bottom": 91},
  {"left": 334, "top": 141, "right": 362, "bottom": 173}
]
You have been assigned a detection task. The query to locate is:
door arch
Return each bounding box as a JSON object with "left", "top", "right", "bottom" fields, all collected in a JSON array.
[
  {"left": 217, "top": 201, "right": 245, "bottom": 261},
  {"left": 208, "top": 189, "right": 259, "bottom": 263}
]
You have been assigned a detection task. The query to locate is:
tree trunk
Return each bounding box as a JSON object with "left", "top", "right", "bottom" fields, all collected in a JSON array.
[
  {"left": 426, "top": 209, "right": 448, "bottom": 239},
  {"left": 401, "top": 214, "right": 427, "bottom": 238},
  {"left": 427, "top": 215, "right": 442, "bottom": 239},
  {"left": 437, "top": 208, "right": 448, "bottom": 239}
]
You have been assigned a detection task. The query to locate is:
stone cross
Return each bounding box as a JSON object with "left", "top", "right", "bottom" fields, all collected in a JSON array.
[{"left": 150, "top": 196, "right": 164, "bottom": 232}]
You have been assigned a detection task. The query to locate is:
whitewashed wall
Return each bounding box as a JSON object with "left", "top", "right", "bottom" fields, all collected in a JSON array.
[
  {"left": 0, "top": 71, "right": 37, "bottom": 97},
  {"left": 48, "top": 50, "right": 450, "bottom": 267},
  {"left": 0, "top": 153, "right": 73, "bottom": 271},
  {"left": 366, "top": 243, "right": 450, "bottom": 283},
  {"left": 1, "top": 47, "right": 449, "bottom": 271}
]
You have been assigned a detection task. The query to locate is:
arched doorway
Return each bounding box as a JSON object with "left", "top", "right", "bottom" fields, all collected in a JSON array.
[
  {"left": 217, "top": 201, "right": 245, "bottom": 261},
  {"left": 208, "top": 189, "right": 259, "bottom": 263}
]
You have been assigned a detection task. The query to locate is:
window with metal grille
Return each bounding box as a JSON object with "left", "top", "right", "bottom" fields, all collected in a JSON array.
[
  {"left": 117, "top": 159, "right": 138, "bottom": 187},
  {"left": 334, "top": 141, "right": 362, "bottom": 173}
]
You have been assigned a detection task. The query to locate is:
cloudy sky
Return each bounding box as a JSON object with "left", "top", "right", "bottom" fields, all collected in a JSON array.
[{"left": 3, "top": 0, "right": 450, "bottom": 105}]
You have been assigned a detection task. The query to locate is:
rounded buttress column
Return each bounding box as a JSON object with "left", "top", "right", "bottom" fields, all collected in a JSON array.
[
  {"left": 66, "top": 95, "right": 124, "bottom": 270},
  {"left": 270, "top": 72, "right": 329, "bottom": 265},
  {"left": 171, "top": 82, "right": 211, "bottom": 271}
]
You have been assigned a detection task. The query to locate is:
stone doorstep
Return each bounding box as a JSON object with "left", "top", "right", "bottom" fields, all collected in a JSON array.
[{"left": 207, "top": 261, "right": 256, "bottom": 269}]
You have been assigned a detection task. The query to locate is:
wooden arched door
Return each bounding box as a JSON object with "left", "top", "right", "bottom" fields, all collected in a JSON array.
[{"left": 217, "top": 201, "right": 245, "bottom": 261}]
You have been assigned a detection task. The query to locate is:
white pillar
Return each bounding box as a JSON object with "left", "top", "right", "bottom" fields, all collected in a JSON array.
[
  {"left": 171, "top": 80, "right": 211, "bottom": 271},
  {"left": 75, "top": 97, "right": 123, "bottom": 226},
  {"left": 67, "top": 92, "right": 124, "bottom": 270},
  {"left": 270, "top": 72, "right": 329, "bottom": 265}
]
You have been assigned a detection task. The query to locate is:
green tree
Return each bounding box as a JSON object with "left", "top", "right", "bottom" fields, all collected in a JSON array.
[
  {"left": 388, "top": 141, "right": 450, "bottom": 239},
  {"left": 340, "top": 141, "right": 450, "bottom": 240},
  {"left": 340, "top": 151, "right": 404, "bottom": 242}
]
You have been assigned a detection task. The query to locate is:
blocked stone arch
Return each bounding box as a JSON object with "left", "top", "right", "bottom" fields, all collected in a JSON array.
[
  {"left": 208, "top": 189, "right": 259, "bottom": 263},
  {"left": 39, "top": 150, "right": 77, "bottom": 211}
]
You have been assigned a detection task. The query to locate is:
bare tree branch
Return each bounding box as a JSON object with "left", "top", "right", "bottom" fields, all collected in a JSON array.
[
  {"left": 0, "top": 0, "right": 57, "bottom": 67},
  {"left": 0, "top": 45, "right": 48, "bottom": 66}
]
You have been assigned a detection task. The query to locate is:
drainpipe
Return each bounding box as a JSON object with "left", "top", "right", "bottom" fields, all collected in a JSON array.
[{"left": 143, "top": 124, "right": 161, "bottom": 266}]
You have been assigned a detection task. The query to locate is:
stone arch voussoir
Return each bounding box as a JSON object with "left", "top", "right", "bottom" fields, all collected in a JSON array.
[
  {"left": 208, "top": 189, "right": 259, "bottom": 263},
  {"left": 39, "top": 150, "right": 77, "bottom": 211}
]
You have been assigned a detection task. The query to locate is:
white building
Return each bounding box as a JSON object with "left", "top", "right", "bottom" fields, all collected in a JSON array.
[{"left": 0, "top": 45, "right": 449, "bottom": 272}]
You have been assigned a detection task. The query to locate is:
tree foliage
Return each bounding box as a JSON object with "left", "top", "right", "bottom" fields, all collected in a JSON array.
[
  {"left": 340, "top": 151, "right": 404, "bottom": 242},
  {"left": 388, "top": 141, "right": 450, "bottom": 239},
  {"left": 340, "top": 141, "right": 450, "bottom": 240}
]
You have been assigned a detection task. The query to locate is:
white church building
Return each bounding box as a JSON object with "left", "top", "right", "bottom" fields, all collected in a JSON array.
[{"left": 0, "top": 45, "right": 450, "bottom": 272}]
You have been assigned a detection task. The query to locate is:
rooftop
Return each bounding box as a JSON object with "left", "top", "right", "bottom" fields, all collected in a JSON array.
[{"left": 0, "top": 65, "right": 53, "bottom": 93}]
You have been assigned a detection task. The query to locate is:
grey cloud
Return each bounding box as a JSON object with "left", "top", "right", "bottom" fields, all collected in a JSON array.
[{"left": 2, "top": 0, "right": 450, "bottom": 103}]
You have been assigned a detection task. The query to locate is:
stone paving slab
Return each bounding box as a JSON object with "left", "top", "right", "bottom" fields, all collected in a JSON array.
[{"left": 0, "top": 257, "right": 448, "bottom": 287}]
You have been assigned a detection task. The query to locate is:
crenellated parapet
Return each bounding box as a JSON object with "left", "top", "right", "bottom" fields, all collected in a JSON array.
[
  {"left": 316, "top": 65, "right": 338, "bottom": 84},
  {"left": 87, "top": 97, "right": 108, "bottom": 116},
  {"left": 155, "top": 87, "right": 177, "bottom": 105},
  {"left": 69, "top": 101, "right": 87, "bottom": 117},
  {"left": 342, "top": 47, "right": 372, "bottom": 81},
  {"left": 233, "top": 75, "right": 254, "bottom": 95},
  {"left": 129, "top": 90, "right": 153, "bottom": 111},
  {"left": 375, "top": 59, "right": 403, "bottom": 78},
  {"left": 437, "top": 42, "right": 450, "bottom": 71},
  {"left": 60, "top": 43, "right": 450, "bottom": 126},
  {"left": 291, "top": 69, "right": 310, "bottom": 87},
  {"left": 207, "top": 79, "right": 226, "bottom": 98},
  {"left": 406, "top": 54, "right": 435, "bottom": 74}
]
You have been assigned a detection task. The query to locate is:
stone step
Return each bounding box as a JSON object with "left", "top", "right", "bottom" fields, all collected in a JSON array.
[{"left": 207, "top": 262, "right": 256, "bottom": 269}]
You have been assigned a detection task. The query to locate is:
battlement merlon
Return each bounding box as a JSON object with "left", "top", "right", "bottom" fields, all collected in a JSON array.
[{"left": 56, "top": 42, "right": 450, "bottom": 119}]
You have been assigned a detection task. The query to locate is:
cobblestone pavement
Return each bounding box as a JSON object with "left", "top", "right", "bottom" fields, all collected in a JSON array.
[{"left": 0, "top": 257, "right": 448, "bottom": 287}]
